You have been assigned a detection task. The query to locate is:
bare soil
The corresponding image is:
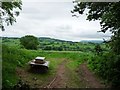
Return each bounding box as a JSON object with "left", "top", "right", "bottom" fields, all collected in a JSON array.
[{"left": 46, "top": 59, "right": 67, "bottom": 88}]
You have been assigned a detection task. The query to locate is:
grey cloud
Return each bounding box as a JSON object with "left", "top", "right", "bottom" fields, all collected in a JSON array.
[
  {"left": 2, "top": 1, "right": 111, "bottom": 41},
  {"left": 56, "top": 24, "right": 72, "bottom": 32},
  {"left": 69, "top": 30, "right": 111, "bottom": 40},
  {"left": 21, "top": 2, "right": 73, "bottom": 20}
]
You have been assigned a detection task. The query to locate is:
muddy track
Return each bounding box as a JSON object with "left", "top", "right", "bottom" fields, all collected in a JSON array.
[
  {"left": 46, "top": 59, "right": 67, "bottom": 88},
  {"left": 78, "top": 62, "right": 105, "bottom": 88},
  {"left": 46, "top": 61, "right": 105, "bottom": 88},
  {"left": 16, "top": 60, "right": 105, "bottom": 88}
]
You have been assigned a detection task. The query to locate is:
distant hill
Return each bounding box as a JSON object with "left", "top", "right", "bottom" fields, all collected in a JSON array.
[
  {"left": 80, "top": 40, "right": 103, "bottom": 44},
  {"left": 2, "top": 36, "right": 103, "bottom": 44},
  {"left": 39, "top": 37, "right": 66, "bottom": 42},
  {"left": 39, "top": 37, "right": 73, "bottom": 43},
  {"left": 2, "top": 36, "right": 107, "bottom": 51},
  {"left": 37, "top": 37, "right": 100, "bottom": 51},
  {"left": 39, "top": 37, "right": 103, "bottom": 44}
]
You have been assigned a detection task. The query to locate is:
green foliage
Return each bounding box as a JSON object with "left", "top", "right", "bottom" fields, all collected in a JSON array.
[
  {"left": 2, "top": 45, "right": 35, "bottom": 88},
  {"left": 67, "top": 52, "right": 90, "bottom": 70},
  {"left": 20, "top": 35, "right": 39, "bottom": 50},
  {"left": 88, "top": 53, "right": 120, "bottom": 87},
  {"left": 72, "top": 2, "right": 120, "bottom": 33},
  {"left": 2, "top": 37, "right": 22, "bottom": 48},
  {"left": 110, "top": 30, "right": 120, "bottom": 55},
  {"left": 1, "top": 0, "right": 22, "bottom": 31},
  {"left": 2, "top": 37, "right": 108, "bottom": 52},
  {"left": 94, "top": 44, "right": 103, "bottom": 55},
  {"left": 2, "top": 43, "right": 90, "bottom": 88},
  {"left": 2, "top": 37, "right": 110, "bottom": 88},
  {"left": 72, "top": 1, "right": 120, "bottom": 87},
  {"left": 72, "top": 1, "right": 120, "bottom": 54},
  {"left": 38, "top": 37, "right": 104, "bottom": 52}
]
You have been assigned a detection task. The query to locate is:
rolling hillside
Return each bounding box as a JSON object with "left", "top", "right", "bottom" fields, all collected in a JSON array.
[{"left": 2, "top": 37, "right": 107, "bottom": 52}]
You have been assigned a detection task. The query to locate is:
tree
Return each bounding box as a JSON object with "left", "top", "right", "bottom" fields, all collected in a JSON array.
[
  {"left": 0, "top": 0, "right": 22, "bottom": 31},
  {"left": 20, "top": 35, "right": 39, "bottom": 50},
  {"left": 72, "top": 1, "right": 120, "bottom": 87},
  {"left": 72, "top": 1, "right": 120, "bottom": 54}
]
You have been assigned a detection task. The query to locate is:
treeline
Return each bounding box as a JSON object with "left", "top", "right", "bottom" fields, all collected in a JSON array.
[
  {"left": 2, "top": 37, "right": 108, "bottom": 52},
  {"left": 40, "top": 44, "right": 94, "bottom": 52},
  {"left": 39, "top": 37, "right": 107, "bottom": 52}
]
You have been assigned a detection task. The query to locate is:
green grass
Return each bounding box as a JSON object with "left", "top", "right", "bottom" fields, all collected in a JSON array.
[
  {"left": 3, "top": 38, "right": 107, "bottom": 88},
  {"left": 2, "top": 44, "right": 93, "bottom": 88},
  {"left": 2, "top": 37, "right": 109, "bottom": 52},
  {"left": 2, "top": 44, "right": 90, "bottom": 88}
]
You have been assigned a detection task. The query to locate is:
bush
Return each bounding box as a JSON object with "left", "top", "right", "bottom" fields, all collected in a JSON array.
[
  {"left": 88, "top": 52, "right": 120, "bottom": 87},
  {"left": 2, "top": 45, "right": 38, "bottom": 88},
  {"left": 20, "top": 35, "right": 39, "bottom": 50}
]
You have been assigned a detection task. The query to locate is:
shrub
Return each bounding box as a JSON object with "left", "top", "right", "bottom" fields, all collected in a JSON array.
[
  {"left": 20, "top": 35, "right": 39, "bottom": 50},
  {"left": 2, "top": 45, "right": 37, "bottom": 88},
  {"left": 88, "top": 52, "right": 120, "bottom": 87}
]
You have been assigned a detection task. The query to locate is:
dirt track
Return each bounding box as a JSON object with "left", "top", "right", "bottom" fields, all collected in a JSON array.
[
  {"left": 46, "top": 61, "right": 105, "bottom": 88},
  {"left": 78, "top": 63, "right": 105, "bottom": 88},
  {"left": 16, "top": 60, "right": 105, "bottom": 88},
  {"left": 46, "top": 60, "right": 67, "bottom": 88}
]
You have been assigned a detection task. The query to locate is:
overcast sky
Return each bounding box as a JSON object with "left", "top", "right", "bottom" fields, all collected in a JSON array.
[{"left": 2, "top": 0, "right": 111, "bottom": 42}]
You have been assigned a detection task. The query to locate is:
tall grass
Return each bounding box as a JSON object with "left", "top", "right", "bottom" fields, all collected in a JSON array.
[
  {"left": 2, "top": 45, "right": 34, "bottom": 88},
  {"left": 88, "top": 52, "right": 120, "bottom": 87},
  {"left": 2, "top": 44, "right": 93, "bottom": 88}
]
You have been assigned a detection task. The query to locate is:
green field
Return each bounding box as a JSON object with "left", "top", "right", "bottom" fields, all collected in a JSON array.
[
  {"left": 2, "top": 37, "right": 112, "bottom": 88},
  {"left": 2, "top": 37, "right": 108, "bottom": 51},
  {"left": 2, "top": 45, "right": 91, "bottom": 88}
]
